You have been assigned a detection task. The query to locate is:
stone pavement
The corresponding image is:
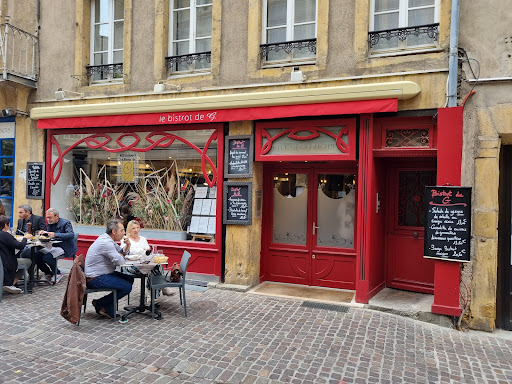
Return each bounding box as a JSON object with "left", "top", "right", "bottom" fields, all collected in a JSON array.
[{"left": 1, "top": 277, "right": 512, "bottom": 384}]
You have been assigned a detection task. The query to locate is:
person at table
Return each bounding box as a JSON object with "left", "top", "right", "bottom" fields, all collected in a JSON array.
[
  {"left": 35, "top": 207, "right": 78, "bottom": 284},
  {"left": 16, "top": 204, "right": 46, "bottom": 235},
  {"left": 120, "top": 220, "right": 172, "bottom": 298},
  {"left": 84, "top": 218, "right": 134, "bottom": 319},
  {"left": 0, "top": 215, "right": 32, "bottom": 293}
]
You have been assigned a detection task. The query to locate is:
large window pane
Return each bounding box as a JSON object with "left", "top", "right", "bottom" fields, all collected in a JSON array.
[
  {"left": 114, "top": 21, "right": 123, "bottom": 49},
  {"left": 1, "top": 158, "right": 13, "bottom": 177},
  {"left": 174, "top": 0, "right": 190, "bottom": 8},
  {"left": 173, "top": 41, "right": 190, "bottom": 56},
  {"left": 51, "top": 130, "right": 218, "bottom": 242},
  {"left": 95, "top": 0, "right": 109, "bottom": 23},
  {"left": 197, "top": 0, "right": 212, "bottom": 5},
  {"left": 268, "top": 0, "right": 287, "bottom": 27},
  {"left": 174, "top": 9, "right": 190, "bottom": 40},
  {"left": 408, "top": 7, "right": 434, "bottom": 26},
  {"left": 374, "top": 12, "right": 399, "bottom": 30},
  {"left": 294, "top": 0, "right": 316, "bottom": 23},
  {"left": 294, "top": 23, "right": 315, "bottom": 40},
  {"left": 114, "top": 0, "right": 124, "bottom": 19},
  {"left": 317, "top": 174, "right": 355, "bottom": 248},
  {"left": 0, "top": 178, "right": 12, "bottom": 196},
  {"left": 375, "top": 0, "right": 399, "bottom": 12},
  {"left": 94, "top": 25, "right": 109, "bottom": 52},
  {"left": 196, "top": 5, "right": 212, "bottom": 38},
  {"left": 273, "top": 173, "right": 307, "bottom": 245},
  {"left": 267, "top": 27, "right": 286, "bottom": 43},
  {"left": 195, "top": 38, "right": 211, "bottom": 52}
]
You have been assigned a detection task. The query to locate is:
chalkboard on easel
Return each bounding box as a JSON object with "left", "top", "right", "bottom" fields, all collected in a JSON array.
[
  {"left": 224, "top": 135, "right": 253, "bottom": 178},
  {"left": 424, "top": 186, "right": 471, "bottom": 262},
  {"left": 26, "top": 162, "right": 45, "bottom": 200},
  {"left": 223, "top": 182, "right": 252, "bottom": 225}
]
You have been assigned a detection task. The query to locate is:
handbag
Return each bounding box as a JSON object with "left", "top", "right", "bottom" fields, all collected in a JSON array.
[{"left": 166, "top": 262, "right": 183, "bottom": 282}]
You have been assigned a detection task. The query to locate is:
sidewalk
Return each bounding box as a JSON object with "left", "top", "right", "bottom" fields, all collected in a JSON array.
[{"left": 1, "top": 274, "right": 512, "bottom": 383}]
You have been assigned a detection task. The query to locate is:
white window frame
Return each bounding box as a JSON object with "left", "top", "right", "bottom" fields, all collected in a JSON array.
[
  {"left": 90, "top": 0, "right": 124, "bottom": 83},
  {"left": 369, "top": 0, "right": 440, "bottom": 54},
  {"left": 168, "top": 0, "right": 212, "bottom": 74},
  {"left": 261, "top": 0, "right": 317, "bottom": 65}
]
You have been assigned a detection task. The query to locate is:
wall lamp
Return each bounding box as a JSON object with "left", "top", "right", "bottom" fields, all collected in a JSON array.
[
  {"left": 1, "top": 108, "right": 16, "bottom": 117},
  {"left": 55, "top": 88, "right": 84, "bottom": 100},
  {"left": 153, "top": 82, "right": 182, "bottom": 93}
]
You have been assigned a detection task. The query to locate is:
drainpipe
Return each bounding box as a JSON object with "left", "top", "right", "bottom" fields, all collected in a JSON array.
[{"left": 447, "top": 0, "right": 460, "bottom": 107}]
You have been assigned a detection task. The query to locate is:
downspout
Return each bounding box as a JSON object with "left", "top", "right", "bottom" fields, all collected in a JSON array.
[{"left": 447, "top": 0, "right": 460, "bottom": 107}]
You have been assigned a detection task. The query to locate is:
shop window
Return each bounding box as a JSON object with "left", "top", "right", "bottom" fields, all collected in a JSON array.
[
  {"left": 0, "top": 139, "right": 14, "bottom": 223},
  {"left": 368, "top": 0, "right": 439, "bottom": 55},
  {"left": 261, "top": 0, "right": 317, "bottom": 66},
  {"left": 49, "top": 129, "right": 219, "bottom": 242},
  {"left": 167, "top": 0, "right": 212, "bottom": 74},
  {"left": 87, "top": 0, "right": 124, "bottom": 83}
]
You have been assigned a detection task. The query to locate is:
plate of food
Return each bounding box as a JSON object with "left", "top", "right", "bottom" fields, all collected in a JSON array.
[
  {"left": 39, "top": 235, "right": 51, "bottom": 243},
  {"left": 124, "top": 254, "right": 141, "bottom": 261}
]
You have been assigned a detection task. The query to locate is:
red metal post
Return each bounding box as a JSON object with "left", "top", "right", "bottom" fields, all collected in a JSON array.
[{"left": 432, "top": 106, "right": 463, "bottom": 316}]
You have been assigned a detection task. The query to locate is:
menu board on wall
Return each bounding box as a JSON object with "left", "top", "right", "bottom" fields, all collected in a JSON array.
[
  {"left": 424, "top": 186, "right": 471, "bottom": 263},
  {"left": 26, "top": 162, "right": 45, "bottom": 200},
  {"left": 223, "top": 182, "right": 252, "bottom": 225},
  {"left": 224, "top": 135, "right": 253, "bottom": 178}
]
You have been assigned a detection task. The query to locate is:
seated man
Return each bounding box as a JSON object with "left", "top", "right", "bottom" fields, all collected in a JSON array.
[
  {"left": 16, "top": 204, "right": 46, "bottom": 235},
  {"left": 17, "top": 204, "right": 49, "bottom": 270},
  {"left": 36, "top": 207, "right": 78, "bottom": 284},
  {"left": 84, "top": 218, "right": 134, "bottom": 319}
]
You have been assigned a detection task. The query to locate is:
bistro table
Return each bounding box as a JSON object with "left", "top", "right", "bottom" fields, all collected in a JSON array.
[{"left": 120, "top": 259, "right": 167, "bottom": 323}]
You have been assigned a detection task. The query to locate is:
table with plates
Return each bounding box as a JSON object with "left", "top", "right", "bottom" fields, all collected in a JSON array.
[{"left": 120, "top": 256, "right": 167, "bottom": 322}]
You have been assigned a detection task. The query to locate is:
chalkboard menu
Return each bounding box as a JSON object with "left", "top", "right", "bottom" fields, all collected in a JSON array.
[
  {"left": 223, "top": 182, "right": 252, "bottom": 225},
  {"left": 26, "top": 162, "right": 45, "bottom": 200},
  {"left": 424, "top": 186, "right": 471, "bottom": 263},
  {"left": 224, "top": 135, "right": 253, "bottom": 178}
]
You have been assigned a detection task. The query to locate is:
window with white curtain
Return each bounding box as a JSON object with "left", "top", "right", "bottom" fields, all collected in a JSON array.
[
  {"left": 261, "top": 0, "right": 317, "bottom": 64},
  {"left": 369, "top": 0, "right": 439, "bottom": 53},
  {"left": 90, "top": 0, "right": 124, "bottom": 82},
  {"left": 168, "top": 0, "right": 212, "bottom": 74}
]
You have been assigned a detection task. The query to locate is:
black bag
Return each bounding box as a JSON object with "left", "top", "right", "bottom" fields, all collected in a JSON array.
[{"left": 167, "top": 262, "right": 183, "bottom": 282}]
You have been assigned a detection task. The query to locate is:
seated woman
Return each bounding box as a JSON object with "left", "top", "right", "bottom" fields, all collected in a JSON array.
[
  {"left": 0, "top": 215, "right": 32, "bottom": 293},
  {"left": 121, "top": 220, "right": 172, "bottom": 298}
]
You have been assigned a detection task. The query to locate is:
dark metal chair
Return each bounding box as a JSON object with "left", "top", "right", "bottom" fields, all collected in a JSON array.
[
  {"left": 81, "top": 287, "right": 118, "bottom": 323},
  {"left": 149, "top": 250, "right": 191, "bottom": 318}
]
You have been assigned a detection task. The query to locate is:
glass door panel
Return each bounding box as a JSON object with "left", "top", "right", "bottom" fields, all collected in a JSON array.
[
  {"left": 272, "top": 173, "right": 308, "bottom": 245},
  {"left": 316, "top": 173, "right": 356, "bottom": 248}
]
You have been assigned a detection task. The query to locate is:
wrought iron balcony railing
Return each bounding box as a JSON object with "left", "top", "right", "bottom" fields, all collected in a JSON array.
[
  {"left": 260, "top": 38, "right": 317, "bottom": 60},
  {"left": 0, "top": 23, "right": 38, "bottom": 87},
  {"left": 86, "top": 63, "right": 124, "bottom": 78},
  {"left": 368, "top": 23, "right": 439, "bottom": 49},
  {"left": 165, "top": 51, "right": 211, "bottom": 71}
]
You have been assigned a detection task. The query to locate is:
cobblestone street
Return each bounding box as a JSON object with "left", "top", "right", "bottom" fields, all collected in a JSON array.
[{"left": 1, "top": 279, "right": 512, "bottom": 384}]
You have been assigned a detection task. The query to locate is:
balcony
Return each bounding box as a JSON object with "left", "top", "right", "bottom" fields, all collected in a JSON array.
[{"left": 0, "top": 23, "right": 38, "bottom": 88}]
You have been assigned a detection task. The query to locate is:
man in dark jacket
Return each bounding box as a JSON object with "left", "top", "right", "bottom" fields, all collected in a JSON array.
[
  {"left": 16, "top": 204, "right": 46, "bottom": 235},
  {"left": 36, "top": 207, "right": 78, "bottom": 284}
]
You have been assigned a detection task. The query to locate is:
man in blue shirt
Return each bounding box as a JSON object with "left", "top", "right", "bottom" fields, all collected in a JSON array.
[
  {"left": 84, "top": 218, "right": 133, "bottom": 319},
  {"left": 37, "top": 207, "right": 78, "bottom": 284}
]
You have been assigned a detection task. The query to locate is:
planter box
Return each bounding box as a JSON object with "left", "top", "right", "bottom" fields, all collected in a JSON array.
[{"left": 73, "top": 224, "right": 187, "bottom": 241}]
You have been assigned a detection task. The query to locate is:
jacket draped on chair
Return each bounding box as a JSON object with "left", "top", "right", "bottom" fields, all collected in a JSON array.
[{"left": 60, "top": 254, "right": 86, "bottom": 324}]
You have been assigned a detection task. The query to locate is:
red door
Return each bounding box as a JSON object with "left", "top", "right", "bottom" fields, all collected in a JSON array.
[
  {"left": 386, "top": 166, "right": 436, "bottom": 293},
  {"left": 261, "top": 165, "right": 357, "bottom": 289}
]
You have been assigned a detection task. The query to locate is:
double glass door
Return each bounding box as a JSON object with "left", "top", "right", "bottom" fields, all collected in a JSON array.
[{"left": 262, "top": 166, "right": 357, "bottom": 289}]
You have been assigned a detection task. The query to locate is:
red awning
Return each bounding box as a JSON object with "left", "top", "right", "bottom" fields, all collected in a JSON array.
[{"left": 37, "top": 99, "right": 397, "bottom": 129}]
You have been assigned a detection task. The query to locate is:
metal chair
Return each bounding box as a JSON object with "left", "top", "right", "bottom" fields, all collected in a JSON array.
[
  {"left": 81, "top": 287, "right": 118, "bottom": 323},
  {"left": 149, "top": 250, "right": 191, "bottom": 318},
  {"left": 15, "top": 261, "right": 29, "bottom": 294}
]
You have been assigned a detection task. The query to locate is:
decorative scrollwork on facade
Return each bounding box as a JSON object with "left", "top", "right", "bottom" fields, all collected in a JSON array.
[
  {"left": 165, "top": 51, "right": 212, "bottom": 69},
  {"left": 86, "top": 63, "right": 124, "bottom": 77},
  {"left": 260, "top": 38, "right": 316, "bottom": 59},
  {"left": 368, "top": 23, "right": 439, "bottom": 48},
  {"left": 385, "top": 129, "right": 430, "bottom": 148},
  {"left": 50, "top": 131, "right": 218, "bottom": 188}
]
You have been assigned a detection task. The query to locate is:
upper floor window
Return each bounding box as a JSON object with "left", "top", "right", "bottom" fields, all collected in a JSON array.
[
  {"left": 88, "top": 0, "right": 124, "bottom": 82},
  {"left": 261, "top": 0, "right": 317, "bottom": 66},
  {"left": 167, "top": 0, "right": 212, "bottom": 75},
  {"left": 369, "top": 0, "right": 439, "bottom": 54}
]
